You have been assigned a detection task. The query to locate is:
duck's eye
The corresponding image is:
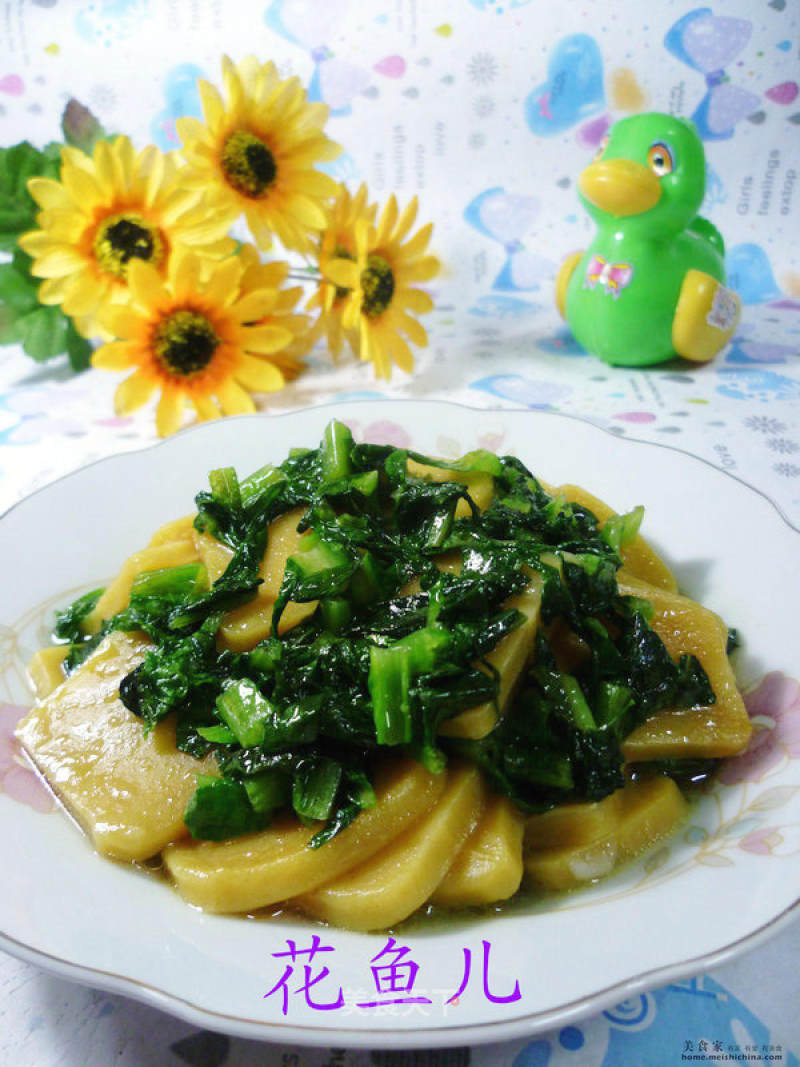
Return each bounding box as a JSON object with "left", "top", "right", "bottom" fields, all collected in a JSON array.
[
  {"left": 594, "top": 135, "right": 609, "bottom": 162},
  {"left": 647, "top": 142, "right": 674, "bottom": 177}
]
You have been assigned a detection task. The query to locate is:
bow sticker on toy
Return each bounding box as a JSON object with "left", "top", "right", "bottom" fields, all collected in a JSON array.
[{"left": 583, "top": 255, "right": 634, "bottom": 299}]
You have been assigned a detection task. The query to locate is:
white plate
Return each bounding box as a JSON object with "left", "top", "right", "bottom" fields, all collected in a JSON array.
[{"left": 1, "top": 400, "right": 798, "bottom": 1049}]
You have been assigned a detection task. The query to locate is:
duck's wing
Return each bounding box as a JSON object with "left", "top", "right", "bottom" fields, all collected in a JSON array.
[{"left": 689, "top": 214, "right": 725, "bottom": 257}]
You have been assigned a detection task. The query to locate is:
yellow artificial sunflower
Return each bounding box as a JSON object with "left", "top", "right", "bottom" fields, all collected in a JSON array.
[
  {"left": 322, "top": 196, "right": 439, "bottom": 379},
  {"left": 176, "top": 55, "right": 341, "bottom": 253},
  {"left": 306, "top": 182, "right": 376, "bottom": 359},
  {"left": 18, "top": 136, "right": 233, "bottom": 338},
  {"left": 92, "top": 250, "right": 304, "bottom": 436}
]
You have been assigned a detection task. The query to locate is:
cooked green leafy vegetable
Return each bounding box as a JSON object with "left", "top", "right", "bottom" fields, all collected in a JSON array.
[{"left": 55, "top": 420, "right": 717, "bottom": 845}]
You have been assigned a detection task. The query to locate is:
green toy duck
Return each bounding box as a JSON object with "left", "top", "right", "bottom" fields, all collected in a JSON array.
[{"left": 556, "top": 112, "right": 741, "bottom": 366}]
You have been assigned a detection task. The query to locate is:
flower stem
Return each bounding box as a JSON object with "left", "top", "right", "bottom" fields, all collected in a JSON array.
[{"left": 287, "top": 268, "right": 321, "bottom": 283}]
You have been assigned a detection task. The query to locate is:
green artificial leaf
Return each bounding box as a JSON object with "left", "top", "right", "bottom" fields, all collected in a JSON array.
[
  {"left": 16, "top": 305, "right": 70, "bottom": 360},
  {"left": 0, "top": 141, "right": 62, "bottom": 251},
  {"left": 0, "top": 305, "right": 21, "bottom": 345},
  {"left": 64, "top": 319, "right": 92, "bottom": 371},
  {"left": 0, "top": 262, "right": 38, "bottom": 312},
  {"left": 0, "top": 143, "right": 98, "bottom": 369}
]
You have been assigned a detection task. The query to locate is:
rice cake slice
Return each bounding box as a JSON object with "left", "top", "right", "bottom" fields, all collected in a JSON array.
[
  {"left": 194, "top": 506, "right": 317, "bottom": 651},
  {"left": 16, "top": 631, "right": 216, "bottom": 862},
  {"left": 523, "top": 776, "right": 687, "bottom": 891},
  {"left": 431, "top": 793, "right": 525, "bottom": 908},
  {"left": 439, "top": 577, "right": 542, "bottom": 740},
  {"left": 298, "top": 763, "right": 485, "bottom": 930},
  {"left": 523, "top": 790, "right": 628, "bottom": 851},
  {"left": 85, "top": 540, "right": 201, "bottom": 632},
  {"left": 406, "top": 458, "right": 495, "bottom": 517},
  {"left": 27, "top": 646, "right": 69, "bottom": 700},
  {"left": 618, "top": 576, "right": 751, "bottom": 760},
  {"left": 163, "top": 758, "right": 445, "bottom": 913},
  {"left": 147, "top": 513, "right": 196, "bottom": 547}
]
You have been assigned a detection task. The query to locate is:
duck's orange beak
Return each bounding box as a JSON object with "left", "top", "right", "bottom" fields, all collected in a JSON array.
[{"left": 579, "top": 158, "right": 661, "bottom": 217}]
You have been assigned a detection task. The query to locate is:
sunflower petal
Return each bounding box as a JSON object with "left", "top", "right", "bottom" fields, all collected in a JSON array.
[
  {"left": 155, "top": 387, "right": 185, "bottom": 437},
  {"left": 339, "top": 292, "right": 361, "bottom": 331},
  {"left": 61, "top": 273, "right": 105, "bottom": 318},
  {"left": 354, "top": 217, "right": 372, "bottom": 260},
  {"left": 238, "top": 54, "right": 265, "bottom": 94},
  {"left": 159, "top": 186, "right": 207, "bottom": 226},
  {"left": 401, "top": 222, "right": 434, "bottom": 259},
  {"left": 60, "top": 165, "right": 104, "bottom": 210},
  {"left": 398, "top": 254, "right": 440, "bottom": 283},
  {"left": 26, "top": 177, "right": 71, "bottom": 211},
  {"left": 217, "top": 377, "right": 256, "bottom": 416},
  {"left": 17, "top": 230, "right": 61, "bottom": 257},
  {"left": 235, "top": 354, "right": 286, "bottom": 393},
  {"left": 114, "top": 370, "right": 157, "bottom": 415},
  {"left": 141, "top": 145, "right": 167, "bottom": 209},
  {"left": 92, "top": 139, "right": 115, "bottom": 196},
  {"left": 323, "top": 259, "right": 359, "bottom": 290},
  {"left": 370, "top": 332, "right": 393, "bottom": 380},
  {"left": 92, "top": 340, "right": 140, "bottom": 371},
  {"left": 176, "top": 116, "right": 215, "bottom": 151},
  {"left": 28, "top": 246, "right": 89, "bottom": 278},
  {"left": 127, "top": 258, "right": 169, "bottom": 311},
  {"left": 286, "top": 194, "right": 329, "bottom": 230},
  {"left": 291, "top": 169, "right": 340, "bottom": 198},
  {"left": 170, "top": 252, "right": 202, "bottom": 301},
  {"left": 359, "top": 316, "right": 372, "bottom": 363},
  {"left": 243, "top": 323, "right": 293, "bottom": 354},
  {"left": 393, "top": 198, "right": 419, "bottom": 243},
  {"left": 34, "top": 208, "right": 85, "bottom": 242},
  {"left": 221, "top": 55, "right": 245, "bottom": 115},
  {"left": 376, "top": 195, "right": 398, "bottom": 246},
  {"left": 191, "top": 392, "right": 221, "bottom": 422},
  {"left": 229, "top": 289, "right": 279, "bottom": 323},
  {"left": 202, "top": 256, "right": 243, "bottom": 308},
  {"left": 395, "top": 309, "right": 429, "bottom": 348},
  {"left": 110, "top": 136, "right": 135, "bottom": 195},
  {"left": 397, "top": 286, "right": 434, "bottom": 314},
  {"left": 289, "top": 138, "right": 343, "bottom": 166},
  {"left": 248, "top": 259, "right": 289, "bottom": 290},
  {"left": 101, "top": 305, "right": 145, "bottom": 339},
  {"left": 36, "top": 277, "right": 69, "bottom": 304},
  {"left": 389, "top": 334, "right": 415, "bottom": 374},
  {"left": 198, "top": 79, "right": 225, "bottom": 130},
  {"left": 244, "top": 209, "right": 275, "bottom": 252}
]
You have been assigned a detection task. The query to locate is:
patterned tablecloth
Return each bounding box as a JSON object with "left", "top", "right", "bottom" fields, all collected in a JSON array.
[{"left": 1, "top": 1, "right": 799, "bottom": 1063}]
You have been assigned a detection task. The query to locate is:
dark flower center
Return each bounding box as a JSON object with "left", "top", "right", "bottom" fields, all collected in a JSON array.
[
  {"left": 93, "top": 213, "right": 163, "bottom": 280},
  {"left": 222, "top": 130, "right": 277, "bottom": 198},
  {"left": 360, "top": 254, "right": 394, "bottom": 318},
  {"left": 153, "top": 310, "right": 219, "bottom": 376}
]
